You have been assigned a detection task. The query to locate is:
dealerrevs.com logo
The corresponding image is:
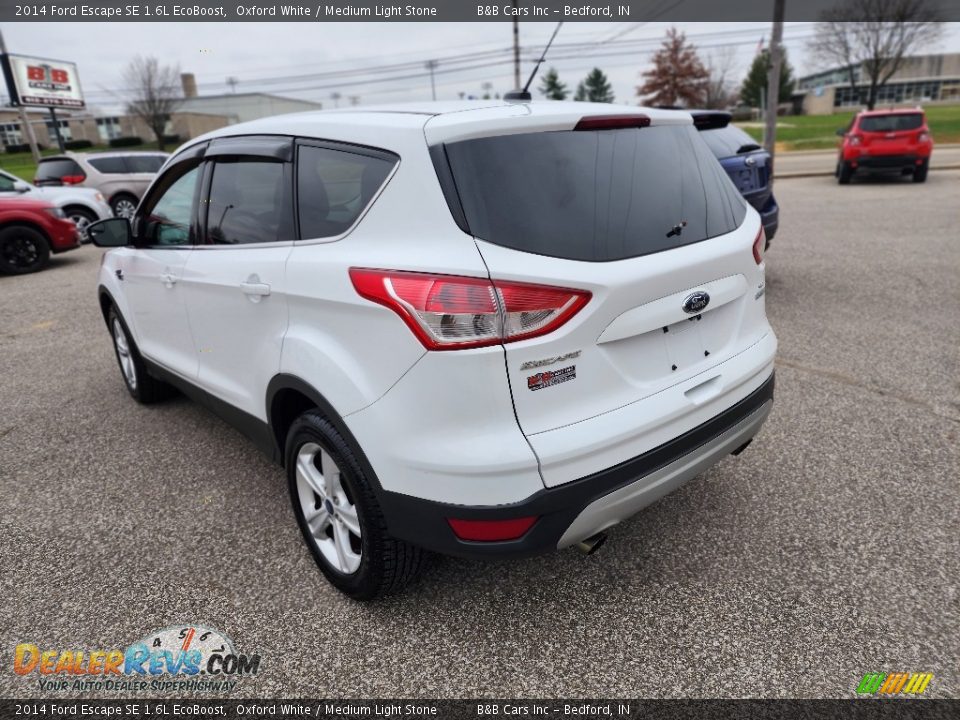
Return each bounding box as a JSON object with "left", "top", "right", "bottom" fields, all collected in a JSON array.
[{"left": 13, "top": 625, "right": 261, "bottom": 693}]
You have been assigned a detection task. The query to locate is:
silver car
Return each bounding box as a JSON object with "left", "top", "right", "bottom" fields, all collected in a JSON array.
[{"left": 34, "top": 151, "right": 169, "bottom": 219}]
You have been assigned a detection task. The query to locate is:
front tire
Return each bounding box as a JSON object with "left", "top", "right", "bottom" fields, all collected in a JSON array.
[
  {"left": 110, "top": 194, "right": 138, "bottom": 219},
  {"left": 107, "top": 306, "right": 174, "bottom": 403},
  {"left": 0, "top": 225, "right": 50, "bottom": 275},
  {"left": 286, "top": 410, "right": 423, "bottom": 600}
]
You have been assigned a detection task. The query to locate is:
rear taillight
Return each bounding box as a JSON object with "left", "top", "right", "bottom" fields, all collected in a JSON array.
[
  {"left": 752, "top": 226, "right": 766, "bottom": 265},
  {"left": 447, "top": 516, "right": 538, "bottom": 542},
  {"left": 349, "top": 268, "right": 590, "bottom": 351},
  {"left": 61, "top": 175, "right": 85, "bottom": 185},
  {"left": 918, "top": 131, "right": 930, "bottom": 143},
  {"left": 849, "top": 135, "right": 862, "bottom": 146},
  {"left": 575, "top": 115, "right": 650, "bottom": 131}
]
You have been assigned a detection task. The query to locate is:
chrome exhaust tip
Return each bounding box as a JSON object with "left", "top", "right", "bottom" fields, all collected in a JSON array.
[{"left": 575, "top": 532, "right": 607, "bottom": 556}]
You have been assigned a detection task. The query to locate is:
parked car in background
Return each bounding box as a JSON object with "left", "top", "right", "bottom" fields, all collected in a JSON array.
[
  {"left": 91, "top": 102, "right": 776, "bottom": 599},
  {"left": 691, "top": 111, "right": 778, "bottom": 247},
  {"left": 836, "top": 108, "right": 933, "bottom": 184},
  {"left": 0, "top": 197, "right": 80, "bottom": 274},
  {"left": 34, "top": 151, "right": 169, "bottom": 218},
  {"left": 0, "top": 168, "right": 112, "bottom": 242}
]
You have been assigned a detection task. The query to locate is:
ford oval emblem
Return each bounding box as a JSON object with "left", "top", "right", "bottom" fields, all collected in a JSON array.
[{"left": 682, "top": 291, "right": 710, "bottom": 314}]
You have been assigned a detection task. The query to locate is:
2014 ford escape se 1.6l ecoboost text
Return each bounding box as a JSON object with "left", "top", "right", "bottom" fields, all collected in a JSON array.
[{"left": 89, "top": 101, "right": 777, "bottom": 599}]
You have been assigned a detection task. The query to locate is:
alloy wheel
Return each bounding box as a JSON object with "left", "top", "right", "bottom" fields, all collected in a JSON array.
[
  {"left": 295, "top": 442, "right": 362, "bottom": 574},
  {"left": 2, "top": 235, "right": 40, "bottom": 270},
  {"left": 113, "top": 198, "right": 137, "bottom": 218},
  {"left": 112, "top": 319, "right": 137, "bottom": 390}
]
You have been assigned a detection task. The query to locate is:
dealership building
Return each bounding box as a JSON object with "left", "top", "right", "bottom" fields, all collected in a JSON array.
[
  {"left": 0, "top": 73, "right": 323, "bottom": 150},
  {"left": 797, "top": 53, "right": 960, "bottom": 114}
]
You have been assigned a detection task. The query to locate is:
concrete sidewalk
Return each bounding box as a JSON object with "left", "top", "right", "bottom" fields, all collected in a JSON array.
[{"left": 775, "top": 145, "right": 960, "bottom": 178}]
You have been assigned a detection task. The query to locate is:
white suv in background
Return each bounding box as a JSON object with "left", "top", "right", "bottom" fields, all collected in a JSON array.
[
  {"left": 89, "top": 102, "right": 776, "bottom": 599},
  {"left": 0, "top": 168, "right": 112, "bottom": 241}
]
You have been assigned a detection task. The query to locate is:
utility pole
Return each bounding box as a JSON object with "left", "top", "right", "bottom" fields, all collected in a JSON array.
[
  {"left": 764, "top": 0, "right": 785, "bottom": 166},
  {"left": 425, "top": 59, "right": 437, "bottom": 100},
  {"left": 0, "top": 29, "right": 41, "bottom": 164},
  {"left": 512, "top": 1, "right": 521, "bottom": 89}
]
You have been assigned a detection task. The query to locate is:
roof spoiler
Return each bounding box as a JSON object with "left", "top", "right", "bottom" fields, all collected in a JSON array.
[{"left": 690, "top": 111, "right": 732, "bottom": 131}]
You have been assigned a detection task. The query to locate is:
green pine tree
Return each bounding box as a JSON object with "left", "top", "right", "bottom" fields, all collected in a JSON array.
[
  {"left": 575, "top": 68, "right": 615, "bottom": 103},
  {"left": 539, "top": 67, "right": 569, "bottom": 100},
  {"left": 740, "top": 50, "right": 795, "bottom": 108}
]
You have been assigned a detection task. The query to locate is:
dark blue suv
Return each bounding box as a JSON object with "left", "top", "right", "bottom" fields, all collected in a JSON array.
[{"left": 691, "top": 111, "right": 779, "bottom": 248}]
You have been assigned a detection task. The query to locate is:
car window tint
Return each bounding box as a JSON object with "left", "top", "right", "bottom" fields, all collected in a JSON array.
[
  {"left": 297, "top": 145, "right": 395, "bottom": 239},
  {"left": 88, "top": 156, "right": 129, "bottom": 174},
  {"left": 859, "top": 114, "right": 924, "bottom": 132},
  {"left": 0, "top": 174, "right": 16, "bottom": 191},
  {"left": 126, "top": 155, "right": 167, "bottom": 173},
  {"left": 144, "top": 166, "right": 199, "bottom": 246},
  {"left": 206, "top": 160, "right": 293, "bottom": 245},
  {"left": 700, "top": 125, "right": 762, "bottom": 158},
  {"left": 36, "top": 158, "right": 84, "bottom": 183},
  {"left": 444, "top": 124, "right": 746, "bottom": 262}
]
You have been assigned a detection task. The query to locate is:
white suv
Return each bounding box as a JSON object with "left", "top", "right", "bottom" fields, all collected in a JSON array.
[{"left": 89, "top": 102, "right": 776, "bottom": 599}]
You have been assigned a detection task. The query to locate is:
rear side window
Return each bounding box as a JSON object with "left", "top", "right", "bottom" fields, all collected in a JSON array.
[
  {"left": 36, "top": 158, "right": 84, "bottom": 183},
  {"left": 126, "top": 155, "right": 167, "bottom": 173},
  {"left": 443, "top": 124, "right": 746, "bottom": 262},
  {"left": 206, "top": 160, "right": 294, "bottom": 245},
  {"left": 859, "top": 114, "right": 924, "bottom": 132},
  {"left": 700, "top": 125, "right": 762, "bottom": 158},
  {"left": 297, "top": 145, "right": 395, "bottom": 239},
  {"left": 87, "top": 156, "right": 128, "bottom": 174}
]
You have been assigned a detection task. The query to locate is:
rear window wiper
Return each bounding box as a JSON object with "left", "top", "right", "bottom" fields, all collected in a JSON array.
[{"left": 737, "top": 143, "right": 762, "bottom": 154}]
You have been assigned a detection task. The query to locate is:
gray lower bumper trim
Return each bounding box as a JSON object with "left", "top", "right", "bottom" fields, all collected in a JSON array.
[{"left": 557, "top": 400, "right": 773, "bottom": 548}]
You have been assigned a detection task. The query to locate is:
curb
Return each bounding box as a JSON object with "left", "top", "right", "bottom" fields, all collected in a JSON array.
[{"left": 776, "top": 164, "right": 960, "bottom": 179}]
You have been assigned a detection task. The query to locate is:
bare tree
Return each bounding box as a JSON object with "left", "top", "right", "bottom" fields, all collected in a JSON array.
[
  {"left": 703, "top": 47, "right": 739, "bottom": 109},
  {"left": 808, "top": 0, "right": 943, "bottom": 110},
  {"left": 123, "top": 56, "right": 182, "bottom": 150}
]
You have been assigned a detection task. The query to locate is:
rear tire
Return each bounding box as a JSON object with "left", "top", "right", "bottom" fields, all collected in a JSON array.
[
  {"left": 0, "top": 225, "right": 50, "bottom": 275},
  {"left": 837, "top": 161, "right": 853, "bottom": 184},
  {"left": 286, "top": 410, "right": 423, "bottom": 600},
  {"left": 64, "top": 206, "right": 97, "bottom": 243},
  {"left": 107, "top": 306, "right": 174, "bottom": 403},
  {"left": 913, "top": 160, "right": 928, "bottom": 183},
  {"left": 110, "top": 193, "right": 139, "bottom": 219}
]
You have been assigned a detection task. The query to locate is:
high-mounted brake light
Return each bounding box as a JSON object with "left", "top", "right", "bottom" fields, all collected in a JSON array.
[
  {"left": 349, "top": 269, "right": 590, "bottom": 351},
  {"left": 753, "top": 226, "right": 766, "bottom": 265},
  {"left": 574, "top": 115, "right": 650, "bottom": 131},
  {"left": 447, "top": 516, "right": 538, "bottom": 542}
]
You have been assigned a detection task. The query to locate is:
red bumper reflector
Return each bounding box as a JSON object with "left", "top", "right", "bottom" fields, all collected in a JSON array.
[{"left": 447, "top": 516, "right": 538, "bottom": 542}]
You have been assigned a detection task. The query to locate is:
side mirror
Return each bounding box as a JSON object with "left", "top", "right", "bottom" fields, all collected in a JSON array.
[
  {"left": 835, "top": 128, "right": 846, "bottom": 137},
  {"left": 13, "top": 180, "right": 30, "bottom": 193},
  {"left": 88, "top": 217, "right": 132, "bottom": 247}
]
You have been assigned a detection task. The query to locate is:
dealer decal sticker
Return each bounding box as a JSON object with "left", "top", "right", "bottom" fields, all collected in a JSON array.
[{"left": 527, "top": 365, "right": 576, "bottom": 391}]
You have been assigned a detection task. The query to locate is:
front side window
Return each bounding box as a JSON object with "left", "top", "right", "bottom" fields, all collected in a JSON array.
[
  {"left": 143, "top": 166, "right": 200, "bottom": 246},
  {"left": 0, "top": 173, "right": 16, "bottom": 191},
  {"left": 297, "top": 145, "right": 395, "bottom": 239},
  {"left": 206, "top": 160, "right": 293, "bottom": 245}
]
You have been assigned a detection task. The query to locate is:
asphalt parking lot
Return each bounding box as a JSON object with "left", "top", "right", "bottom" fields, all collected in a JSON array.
[{"left": 2, "top": 170, "right": 958, "bottom": 699}]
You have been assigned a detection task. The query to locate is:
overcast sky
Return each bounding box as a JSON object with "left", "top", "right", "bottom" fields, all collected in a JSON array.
[{"left": 4, "top": 21, "right": 959, "bottom": 112}]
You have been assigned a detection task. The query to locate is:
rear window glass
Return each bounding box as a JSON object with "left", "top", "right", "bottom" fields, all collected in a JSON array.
[
  {"left": 297, "top": 145, "right": 395, "bottom": 239},
  {"left": 88, "top": 156, "right": 128, "bottom": 174},
  {"left": 859, "top": 114, "right": 924, "bottom": 132},
  {"left": 125, "top": 155, "right": 167, "bottom": 173},
  {"left": 36, "top": 158, "right": 84, "bottom": 182},
  {"left": 700, "top": 125, "right": 762, "bottom": 158},
  {"left": 443, "top": 124, "right": 746, "bottom": 262}
]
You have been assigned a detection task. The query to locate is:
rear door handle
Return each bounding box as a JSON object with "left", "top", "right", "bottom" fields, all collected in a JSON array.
[{"left": 240, "top": 281, "right": 271, "bottom": 297}]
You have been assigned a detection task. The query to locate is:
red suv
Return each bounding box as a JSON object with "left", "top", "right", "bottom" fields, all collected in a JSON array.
[
  {"left": 837, "top": 108, "right": 933, "bottom": 184},
  {"left": 0, "top": 197, "right": 80, "bottom": 275}
]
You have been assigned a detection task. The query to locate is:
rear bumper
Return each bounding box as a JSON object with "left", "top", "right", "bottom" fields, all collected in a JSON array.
[
  {"left": 849, "top": 153, "right": 929, "bottom": 171},
  {"left": 379, "top": 371, "right": 774, "bottom": 559}
]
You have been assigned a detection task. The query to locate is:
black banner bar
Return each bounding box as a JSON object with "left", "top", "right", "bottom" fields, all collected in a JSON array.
[
  {"left": 2, "top": 700, "right": 960, "bottom": 720},
  {"left": 1, "top": 0, "right": 960, "bottom": 22}
]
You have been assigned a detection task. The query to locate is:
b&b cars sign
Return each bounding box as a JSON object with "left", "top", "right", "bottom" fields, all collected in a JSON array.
[{"left": 1, "top": 54, "right": 85, "bottom": 109}]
